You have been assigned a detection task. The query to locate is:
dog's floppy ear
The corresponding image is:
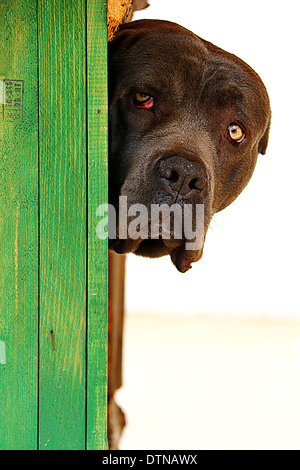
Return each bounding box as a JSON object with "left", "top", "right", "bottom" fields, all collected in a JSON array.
[{"left": 258, "top": 119, "right": 271, "bottom": 155}]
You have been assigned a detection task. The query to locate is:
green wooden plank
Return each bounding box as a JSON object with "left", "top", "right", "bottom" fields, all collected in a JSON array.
[
  {"left": 0, "top": 0, "right": 39, "bottom": 450},
  {"left": 38, "top": 0, "right": 87, "bottom": 449},
  {"left": 86, "top": 0, "right": 108, "bottom": 450}
]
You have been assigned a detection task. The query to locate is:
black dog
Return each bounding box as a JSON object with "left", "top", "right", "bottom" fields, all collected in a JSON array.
[{"left": 108, "top": 19, "right": 271, "bottom": 271}]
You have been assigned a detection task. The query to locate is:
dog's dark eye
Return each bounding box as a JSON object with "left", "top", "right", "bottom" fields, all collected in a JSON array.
[
  {"left": 133, "top": 92, "right": 154, "bottom": 109},
  {"left": 227, "top": 123, "right": 246, "bottom": 144}
]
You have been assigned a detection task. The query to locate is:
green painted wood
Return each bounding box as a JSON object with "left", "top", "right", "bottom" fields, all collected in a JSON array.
[
  {"left": 86, "top": 0, "right": 108, "bottom": 450},
  {"left": 38, "top": 0, "right": 87, "bottom": 450},
  {"left": 0, "top": 0, "right": 39, "bottom": 450},
  {"left": 0, "top": 0, "right": 108, "bottom": 449}
]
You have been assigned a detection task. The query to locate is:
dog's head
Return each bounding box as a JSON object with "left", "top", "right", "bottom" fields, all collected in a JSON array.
[{"left": 108, "top": 20, "right": 271, "bottom": 272}]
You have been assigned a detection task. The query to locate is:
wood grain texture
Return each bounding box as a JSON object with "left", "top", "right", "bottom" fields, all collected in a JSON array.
[
  {"left": 38, "top": 0, "right": 87, "bottom": 450},
  {"left": 0, "top": 0, "right": 39, "bottom": 449},
  {"left": 0, "top": 0, "right": 108, "bottom": 449},
  {"left": 86, "top": 0, "right": 108, "bottom": 450}
]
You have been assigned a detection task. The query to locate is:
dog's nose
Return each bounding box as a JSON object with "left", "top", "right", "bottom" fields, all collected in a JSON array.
[{"left": 158, "top": 156, "right": 207, "bottom": 196}]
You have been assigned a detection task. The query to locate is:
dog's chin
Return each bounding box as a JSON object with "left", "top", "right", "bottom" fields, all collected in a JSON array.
[
  {"left": 109, "top": 237, "right": 204, "bottom": 274},
  {"left": 109, "top": 237, "right": 169, "bottom": 258}
]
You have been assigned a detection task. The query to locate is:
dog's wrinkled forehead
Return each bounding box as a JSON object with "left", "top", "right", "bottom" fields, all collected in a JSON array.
[
  {"left": 109, "top": 20, "right": 269, "bottom": 123},
  {"left": 109, "top": 26, "right": 206, "bottom": 81}
]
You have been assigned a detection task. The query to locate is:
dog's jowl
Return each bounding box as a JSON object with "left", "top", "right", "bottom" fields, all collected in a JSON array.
[{"left": 108, "top": 19, "right": 271, "bottom": 272}]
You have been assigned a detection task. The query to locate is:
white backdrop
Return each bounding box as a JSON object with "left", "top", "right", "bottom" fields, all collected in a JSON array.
[{"left": 124, "top": 0, "right": 300, "bottom": 318}]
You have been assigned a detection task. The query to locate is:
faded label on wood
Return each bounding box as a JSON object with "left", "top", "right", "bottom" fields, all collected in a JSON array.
[
  {"left": 0, "top": 341, "right": 6, "bottom": 365},
  {"left": 2, "top": 79, "right": 24, "bottom": 122}
]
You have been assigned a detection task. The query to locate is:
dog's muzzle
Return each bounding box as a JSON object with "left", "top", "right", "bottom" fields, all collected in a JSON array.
[
  {"left": 157, "top": 156, "right": 208, "bottom": 200},
  {"left": 109, "top": 155, "right": 210, "bottom": 273}
]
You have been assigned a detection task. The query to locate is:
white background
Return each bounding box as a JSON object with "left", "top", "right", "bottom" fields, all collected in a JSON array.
[
  {"left": 125, "top": 0, "right": 300, "bottom": 319},
  {"left": 116, "top": 0, "right": 300, "bottom": 450}
]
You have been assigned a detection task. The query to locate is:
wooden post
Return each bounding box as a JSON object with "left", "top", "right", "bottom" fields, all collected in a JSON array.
[{"left": 0, "top": 0, "right": 108, "bottom": 450}]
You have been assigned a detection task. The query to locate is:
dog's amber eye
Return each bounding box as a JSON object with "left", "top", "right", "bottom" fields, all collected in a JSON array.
[
  {"left": 133, "top": 92, "right": 154, "bottom": 109},
  {"left": 227, "top": 123, "right": 245, "bottom": 143}
]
